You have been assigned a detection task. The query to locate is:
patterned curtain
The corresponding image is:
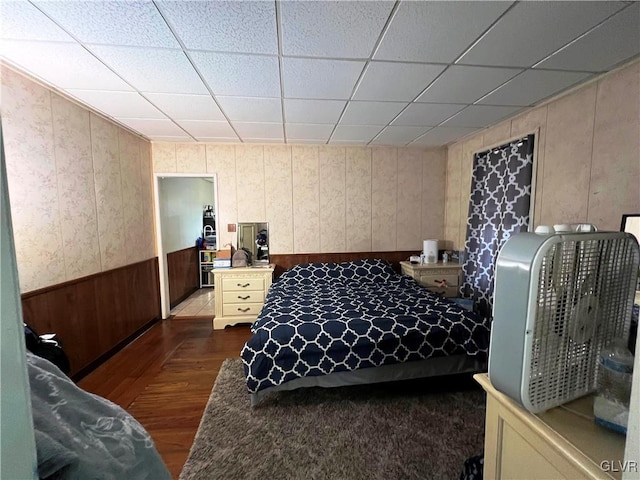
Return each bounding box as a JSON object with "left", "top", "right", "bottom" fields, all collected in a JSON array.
[{"left": 461, "top": 134, "right": 534, "bottom": 321}]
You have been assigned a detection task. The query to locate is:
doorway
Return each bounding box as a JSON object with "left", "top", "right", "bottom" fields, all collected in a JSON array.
[{"left": 154, "top": 173, "right": 219, "bottom": 319}]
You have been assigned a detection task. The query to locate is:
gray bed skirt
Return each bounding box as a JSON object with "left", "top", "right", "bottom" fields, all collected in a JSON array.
[{"left": 250, "top": 354, "right": 487, "bottom": 406}]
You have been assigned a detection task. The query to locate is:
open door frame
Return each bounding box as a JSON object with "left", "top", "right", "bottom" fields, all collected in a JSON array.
[{"left": 153, "top": 173, "right": 219, "bottom": 319}]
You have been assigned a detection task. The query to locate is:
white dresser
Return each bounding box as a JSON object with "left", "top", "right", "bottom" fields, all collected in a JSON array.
[
  {"left": 212, "top": 265, "right": 274, "bottom": 330},
  {"left": 400, "top": 260, "right": 462, "bottom": 297},
  {"left": 475, "top": 373, "right": 626, "bottom": 480}
]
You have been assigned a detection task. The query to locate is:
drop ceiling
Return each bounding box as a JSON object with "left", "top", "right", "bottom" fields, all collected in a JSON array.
[{"left": 1, "top": 1, "right": 638, "bottom": 147}]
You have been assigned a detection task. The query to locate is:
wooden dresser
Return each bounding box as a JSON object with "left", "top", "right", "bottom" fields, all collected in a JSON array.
[
  {"left": 474, "top": 373, "right": 627, "bottom": 480},
  {"left": 213, "top": 265, "right": 274, "bottom": 330},
  {"left": 399, "top": 260, "right": 462, "bottom": 297}
]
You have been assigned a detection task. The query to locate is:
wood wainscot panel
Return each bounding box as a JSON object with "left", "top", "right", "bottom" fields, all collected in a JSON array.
[
  {"left": 21, "top": 258, "right": 161, "bottom": 379},
  {"left": 167, "top": 246, "right": 199, "bottom": 307},
  {"left": 269, "top": 251, "right": 416, "bottom": 278}
]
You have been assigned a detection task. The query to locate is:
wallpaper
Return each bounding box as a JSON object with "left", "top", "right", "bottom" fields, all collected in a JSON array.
[
  {"left": 205, "top": 144, "right": 237, "bottom": 248},
  {"left": 236, "top": 145, "right": 266, "bottom": 222},
  {"left": 421, "top": 150, "right": 446, "bottom": 244},
  {"left": 153, "top": 142, "right": 447, "bottom": 255},
  {"left": 1, "top": 67, "right": 66, "bottom": 291},
  {"left": 445, "top": 59, "right": 640, "bottom": 250},
  {"left": 345, "top": 147, "right": 372, "bottom": 252},
  {"left": 371, "top": 147, "right": 398, "bottom": 251},
  {"left": 1, "top": 66, "right": 156, "bottom": 292},
  {"left": 50, "top": 93, "right": 101, "bottom": 280},
  {"left": 319, "top": 147, "right": 346, "bottom": 253},
  {"left": 396, "top": 149, "right": 423, "bottom": 250},
  {"left": 292, "top": 146, "right": 320, "bottom": 253},
  {"left": 264, "top": 145, "right": 294, "bottom": 254}
]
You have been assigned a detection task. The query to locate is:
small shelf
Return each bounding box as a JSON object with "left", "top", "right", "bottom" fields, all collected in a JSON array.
[{"left": 199, "top": 250, "right": 217, "bottom": 288}]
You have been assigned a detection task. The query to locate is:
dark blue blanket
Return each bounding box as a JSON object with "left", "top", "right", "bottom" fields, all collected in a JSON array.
[{"left": 241, "top": 260, "right": 490, "bottom": 394}]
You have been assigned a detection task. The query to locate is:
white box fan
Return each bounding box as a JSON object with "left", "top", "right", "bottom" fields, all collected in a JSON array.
[{"left": 489, "top": 230, "right": 639, "bottom": 413}]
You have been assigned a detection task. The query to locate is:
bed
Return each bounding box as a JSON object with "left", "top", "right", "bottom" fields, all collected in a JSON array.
[{"left": 241, "top": 259, "right": 491, "bottom": 406}]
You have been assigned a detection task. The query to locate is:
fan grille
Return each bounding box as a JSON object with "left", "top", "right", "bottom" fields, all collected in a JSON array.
[{"left": 527, "top": 236, "right": 638, "bottom": 411}]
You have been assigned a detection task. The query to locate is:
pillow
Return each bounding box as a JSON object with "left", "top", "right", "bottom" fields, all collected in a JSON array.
[
  {"left": 278, "top": 259, "right": 396, "bottom": 284},
  {"left": 337, "top": 258, "right": 396, "bottom": 282},
  {"left": 278, "top": 262, "right": 341, "bottom": 284}
]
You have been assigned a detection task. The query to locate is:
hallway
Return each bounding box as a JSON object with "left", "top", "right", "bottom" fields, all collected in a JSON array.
[{"left": 170, "top": 288, "right": 215, "bottom": 317}]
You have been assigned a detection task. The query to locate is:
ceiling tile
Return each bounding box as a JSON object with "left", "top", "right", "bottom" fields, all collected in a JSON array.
[
  {"left": 280, "top": 1, "right": 394, "bottom": 58},
  {"left": 374, "top": 1, "right": 513, "bottom": 63},
  {"left": 217, "top": 96, "right": 282, "bottom": 122},
  {"left": 330, "top": 125, "right": 383, "bottom": 143},
  {"left": 233, "top": 122, "right": 284, "bottom": 140},
  {"left": 284, "top": 99, "right": 346, "bottom": 124},
  {"left": 156, "top": 0, "right": 277, "bottom": 54},
  {"left": 191, "top": 51, "right": 280, "bottom": 97},
  {"left": 66, "top": 90, "right": 165, "bottom": 119},
  {"left": 0, "top": 40, "right": 134, "bottom": 91},
  {"left": 410, "top": 127, "right": 479, "bottom": 147},
  {"left": 441, "top": 105, "right": 522, "bottom": 128},
  {"left": 535, "top": 3, "right": 640, "bottom": 73},
  {"left": 392, "top": 103, "right": 466, "bottom": 127},
  {"left": 286, "top": 124, "right": 334, "bottom": 142},
  {"left": 244, "top": 138, "right": 286, "bottom": 144},
  {"left": 150, "top": 136, "right": 195, "bottom": 142},
  {"left": 370, "top": 126, "right": 428, "bottom": 145},
  {"left": 194, "top": 137, "right": 239, "bottom": 143},
  {"left": 144, "top": 93, "right": 225, "bottom": 121},
  {"left": 0, "top": 1, "right": 74, "bottom": 42},
  {"left": 176, "top": 120, "right": 236, "bottom": 138},
  {"left": 457, "top": 1, "right": 624, "bottom": 68},
  {"left": 34, "top": 0, "right": 179, "bottom": 48},
  {"left": 328, "top": 140, "right": 367, "bottom": 145},
  {"left": 353, "top": 62, "right": 445, "bottom": 102},
  {"left": 283, "top": 58, "right": 364, "bottom": 100},
  {"left": 477, "top": 70, "right": 592, "bottom": 106},
  {"left": 116, "top": 118, "right": 187, "bottom": 136},
  {"left": 90, "top": 45, "right": 207, "bottom": 94},
  {"left": 416, "top": 65, "right": 522, "bottom": 104},
  {"left": 340, "top": 101, "right": 407, "bottom": 125}
]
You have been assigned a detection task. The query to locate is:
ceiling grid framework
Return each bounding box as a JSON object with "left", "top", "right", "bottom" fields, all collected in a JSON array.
[{"left": 0, "top": 0, "right": 638, "bottom": 147}]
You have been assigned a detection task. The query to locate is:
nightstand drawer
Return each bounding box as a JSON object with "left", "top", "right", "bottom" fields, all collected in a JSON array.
[
  {"left": 418, "top": 274, "right": 459, "bottom": 288},
  {"left": 223, "top": 290, "right": 265, "bottom": 304},
  {"left": 427, "top": 286, "right": 459, "bottom": 297},
  {"left": 222, "top": 277, "right": 264, "bottom": 291},
  {"left": 223, "top": 303, "right": 264, "bottom": 317}
]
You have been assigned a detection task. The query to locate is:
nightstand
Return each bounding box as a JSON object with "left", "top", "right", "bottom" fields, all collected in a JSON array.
[
  {"left": 212, "top": 265, "right": 274, "bottom": 329},
  {"left": 400, "top": 260, "right": 462, "bottom": 297}
]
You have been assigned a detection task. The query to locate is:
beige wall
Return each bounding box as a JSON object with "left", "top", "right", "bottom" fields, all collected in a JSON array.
[
  {"left": 444, "top": 60, "right": 640, "bottom": 251},
  {"left": 0, "top": 66, "right": 156, "bottom": 293},
  {"left": 152, "top": 143, "right": 447, "bottom": 255}
]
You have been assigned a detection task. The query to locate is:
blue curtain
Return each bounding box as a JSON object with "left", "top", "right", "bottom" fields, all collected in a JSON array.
[{"left": 461, "top": 135, "right": 534, "bottom": 321}]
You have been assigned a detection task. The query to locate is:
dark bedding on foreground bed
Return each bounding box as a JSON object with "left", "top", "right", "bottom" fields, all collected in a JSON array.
[
  {"left": 241, "top": 259, "right": 490, "bottom": 395},
  {"left": 27, "top": 352, "right": 170, "bottom": 480}
]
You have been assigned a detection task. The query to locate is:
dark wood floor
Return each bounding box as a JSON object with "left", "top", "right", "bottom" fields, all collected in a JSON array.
[{"left": 77, "top": 317, "right": 252, "bottom": 479}]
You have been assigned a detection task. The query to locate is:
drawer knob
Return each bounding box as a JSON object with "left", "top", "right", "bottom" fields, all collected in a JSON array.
[
  {"left": 237, "top": 307, "right": 251, "bottom": 313},
  {"left": 237, "top": 282, "right": 251, "bottom": 288},
  {"left": 238, "top": 295, "right": 250, "bottom": 300},
  {"left": 433, "top": 279, "right": 448, "bottom": 287}
]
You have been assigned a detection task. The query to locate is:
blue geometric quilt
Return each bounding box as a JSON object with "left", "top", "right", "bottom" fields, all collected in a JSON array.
[{"left": 241, "top": 259, "right": 490, "bottom": 394}]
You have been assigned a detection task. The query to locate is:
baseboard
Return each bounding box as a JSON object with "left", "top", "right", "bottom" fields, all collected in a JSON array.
[{"left": 71, "top": 316, "right": 161, "bottom": 382}]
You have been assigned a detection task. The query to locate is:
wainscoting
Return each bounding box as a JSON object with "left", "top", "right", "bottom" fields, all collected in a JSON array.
[
  {"left": 270, "top": 251, "right": 416, "bottom": 278},
  {"left": 21, "top": 258, "right": 161, "bottom": 379},
  {"left": 167, "top": 246, "right": 199, "bottom": 308}
]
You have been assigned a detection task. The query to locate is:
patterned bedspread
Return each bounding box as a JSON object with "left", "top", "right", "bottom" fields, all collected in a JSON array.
[{"left": 241, "top": 259, "right": 490, "bottom": 394}]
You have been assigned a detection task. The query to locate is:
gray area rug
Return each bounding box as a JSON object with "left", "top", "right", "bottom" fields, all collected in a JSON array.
[{"left": 180, "top": 358, "right": 486, "bottom": 480}]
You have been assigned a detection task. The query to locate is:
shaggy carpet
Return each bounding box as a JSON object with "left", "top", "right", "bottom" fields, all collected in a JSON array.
[{"left": 180, "top": 358, "right": 486, "bottom": 480}]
